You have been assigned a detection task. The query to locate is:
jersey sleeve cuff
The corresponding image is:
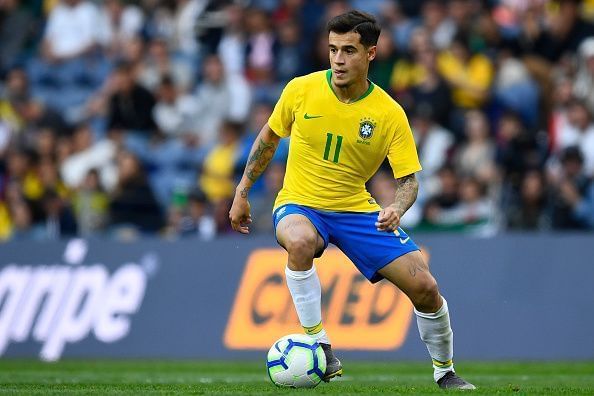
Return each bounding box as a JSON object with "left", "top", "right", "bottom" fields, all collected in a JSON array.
[
  {"left": 393, "top": 165, "right": 422, "bottom": 179},
  {"left": 268, "top": 121, "right": 290, "bottom": 138}
]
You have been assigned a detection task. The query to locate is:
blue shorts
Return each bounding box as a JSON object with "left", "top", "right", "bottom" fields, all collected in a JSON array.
[{"left": 273, "top": 204, "right": 419, "bottom": 283}]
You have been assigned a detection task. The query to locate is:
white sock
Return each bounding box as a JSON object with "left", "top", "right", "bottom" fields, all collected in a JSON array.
[
  {"left": 285, "top": 266, "right": 330, "bottom": 344},
  {"left": 415, "top": 296, "right": 454, "bottom": 382}
]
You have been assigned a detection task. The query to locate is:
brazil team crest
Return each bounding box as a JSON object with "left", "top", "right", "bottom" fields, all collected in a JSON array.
[{"left": 359, "top": 118, "right": 376, "bottom": 140}]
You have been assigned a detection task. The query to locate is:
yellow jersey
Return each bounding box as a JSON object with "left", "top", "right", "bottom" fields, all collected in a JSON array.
[{"left": 268, "top": 70, "right": 421, "bottom": 212}]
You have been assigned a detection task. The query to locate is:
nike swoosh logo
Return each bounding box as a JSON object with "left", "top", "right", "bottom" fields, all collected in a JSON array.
[
  {"left": 399, "top": 236, "right": 410, "bottom": 244},
  {"left": 304, "top": 113, "right": 323, "bottom": 119}
]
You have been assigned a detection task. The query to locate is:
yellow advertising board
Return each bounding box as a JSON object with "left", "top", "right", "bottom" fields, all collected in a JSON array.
[{"left": 224, "top": 248, "right": 420, "bottom": 350}]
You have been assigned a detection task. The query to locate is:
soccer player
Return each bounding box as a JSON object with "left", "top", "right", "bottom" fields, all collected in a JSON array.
[{"left": 229, "top": 10, "right": 475, "bottom": 390}]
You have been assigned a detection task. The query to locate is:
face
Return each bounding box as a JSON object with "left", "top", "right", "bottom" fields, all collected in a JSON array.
[
  {"left": 568, "top": 103, "right": 591, "bottom": 130},
  {"left": 465, "top": 110, "right": 488, "bottom": 140},
  {"left": 329, "top": 31, "right": 376, "bottom": 88},
  {"left": 118, "top": 152, "right": 141, "bottom": 181},
  {"left": 203, "top": 56, "right": 224, "bottom": 83},
  {"left": 460, "top": 179, "right": 481, "bottom": 202},
  {"left": 522, "top": 172, "right": 543, "bottom": 202}
]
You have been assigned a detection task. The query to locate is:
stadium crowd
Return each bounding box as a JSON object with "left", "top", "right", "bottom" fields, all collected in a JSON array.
[{"left": 1, "top": 0, "right": 594, "bottom": 241}]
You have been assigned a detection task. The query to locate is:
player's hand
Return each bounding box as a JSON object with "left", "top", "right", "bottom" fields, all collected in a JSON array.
[
  {"left": 376, "top": 205, "right": 401, "bottom": 232},
  {"left": 229, "top": 190, "right": 252, "bottom": 234}
]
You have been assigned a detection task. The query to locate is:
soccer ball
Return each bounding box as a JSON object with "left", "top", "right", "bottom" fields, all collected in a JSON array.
[{"left": 266, "top": 333, "right": 327, "bottom": 388}]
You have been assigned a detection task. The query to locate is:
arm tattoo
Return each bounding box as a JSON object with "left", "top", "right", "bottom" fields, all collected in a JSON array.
[
  {"left": 392, "top": 174, "right": 419, "bottom": 218},
  {"left": 245, "top": 138, "right": 277, "bottom": 183},
  {"left": 239, "top": 186, "right": 249, "bottom": 198}
]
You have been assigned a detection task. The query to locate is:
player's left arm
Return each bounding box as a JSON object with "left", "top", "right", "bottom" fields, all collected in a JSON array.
[{"left": 375, "top": 173, "right": 418, "bottom": 232}]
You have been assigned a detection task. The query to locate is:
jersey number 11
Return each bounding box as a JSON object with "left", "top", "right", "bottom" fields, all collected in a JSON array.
[{"left": 323, "top": 133, "right": 343, "bottom": 163}]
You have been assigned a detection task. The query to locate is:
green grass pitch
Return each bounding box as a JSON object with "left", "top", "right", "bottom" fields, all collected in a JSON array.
[{"left": 1, "top": 360, "right": 593, "bottom": 394}]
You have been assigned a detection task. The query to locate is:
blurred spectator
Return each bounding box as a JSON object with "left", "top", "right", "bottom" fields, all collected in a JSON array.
[
  {"left": 194, "top": 0, "right": 232, "bottom": 55},
  {"left": 420, "top": 165, "right": 460, "bottom": 230},
  {"left": 274, "top": 19, "right": 308, "bottom": 83},
  {"left": 244, "top": 7, "right": 276, "bottom": 83},
  {"left": 33, "top": 128, "right": 57, "bottom": 162},
  {"left": 574, "top": 37, "right": 594, "bottom": 114},
  {"left": 0, "top": 0, "right": 33, "bottom": 75},
  {"left": 520, "top": 0, "right": 594, "bottom": 63},
  {"left": 193, "top": 55, "right": 251, "bottom": 146},
  {"left": 152, "top": 75, "right": 198, "bottom": 137},
  {"left": 411, "top": 104, "right": 454, "bottom": 197},
  {"left": 437, "top": 32, "right": 493, "bottom": 117},
  {"left": 72, "top": 168, "right": 109, "bottom": 236},
  {"left": 6, "top": 200, "right": 33, "bottom": 240},
  {"left": 41, "top": 0, "right": 102, "bottom": 62},
  {"left": 421, "top": 0, "right": 456, "bottom": 50},
  {"left": 506, "top": 170, "right": 550, "bottom": 230},
  {"left": 4, "top": 148, "right": 43, "bottom": 203},
  {"left": 410, "top": 46, "right": 453, "bottom": 127},
  {"left": 60, "top": 124, "right": 118, "bottom": 192},
  {"left": 424, "top": 176, "right": 496, "bottom": 231},
  {"left": 38, "top": 157, "right": 69, "bottom": 198},
  {"left": 549, "top": 73, "right": 575, "bottom": 153},
  {"left": 571, "top": 180, "right": 594, "bottom": 229},
  {"left": 216, "top": 3, "right": 247, "bottom": 75},
  {"left": 368, "top": 32, "right": 398, "bottom": 90},
  {"left": 496, "top": 111, "right": 544, "bottom": 193},
  {"left": 454, "top": 110, "right": 497, "bottom": 186},
  {"left": 16, "top": 98, "right": 70, "bottom": 139},
  {"left": 447, "top": 0, "right": 474, "bottom": 38},
  {"left": 177, "top": 187, "right": 216, "bottom": 239},
  {"left": 107, "top": 62, "right": 156, "bottom": 134},
  {"left": 138, "top": 38, "right": 194, "bottom": 93},
  {"left": 98, "top": 0, "right": 145, "bottom": 58},
  {"left": 36, "top": 189, "right": 78, "bottom": 240},
  {"left": 0, "top": 67, "right": 30, "bottom": 135},
  {"left": 200, "top": 120, "right": 243, "bottom": 203},
  {"left": 173, "top": 0, "right": 203, "bottom": 58},
  {"left": 390, "top": 27, "right": 433, "bottom": 100},
  {"left": 29, "top": 0, "right": 109, "bottom": 115},
  {"left": 550, "top": 146, "right": 590, "bottom": 230},
  {"left": 379, "top": 1, "right": 416, "bottom": 52},
  {"left": 555, "top": 99, "right": 594, "bottom": 177},
  {"left": 493, "top": 50, "right": 540, "bottom": 128},
  {"left": 109, "top": 151, "right": 163, "bottom": 234}
]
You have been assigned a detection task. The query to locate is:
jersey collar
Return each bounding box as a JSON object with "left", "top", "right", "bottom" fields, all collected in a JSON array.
[{"left": 326, "top": 69, "right": 375, "bottom": 103}]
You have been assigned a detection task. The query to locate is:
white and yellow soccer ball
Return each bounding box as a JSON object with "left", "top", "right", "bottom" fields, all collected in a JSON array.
[{"left": 266, "top": 333, "right": 327, "bottom": 388}]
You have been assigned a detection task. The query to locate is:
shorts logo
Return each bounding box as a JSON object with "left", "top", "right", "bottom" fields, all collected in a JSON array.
[
  {"left": 394, "top": 227, "right": 410, "bottom": 244},
  {"left": 359, "top": 119, "right": 376, "bottom": 140},
  {"left": 275, "top": 207, "right": 287, "bottom": 219}
]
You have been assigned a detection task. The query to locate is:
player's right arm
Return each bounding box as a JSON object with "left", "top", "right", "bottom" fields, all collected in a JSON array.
[
  {"left": 229, "top": 77, "right": 300, "bottom": 234},
  {"left": 229, "top": 123, "right": 280, "bottom": 234}
]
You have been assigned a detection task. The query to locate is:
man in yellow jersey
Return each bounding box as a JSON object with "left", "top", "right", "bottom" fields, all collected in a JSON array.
[{"left": 229, "top": 10, "right": 475, "bottom": 390}]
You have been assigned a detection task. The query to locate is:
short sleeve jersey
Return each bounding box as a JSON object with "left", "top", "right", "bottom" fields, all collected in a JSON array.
[{"left": 268, "top": 70, "right": 422, "bottom": 212}]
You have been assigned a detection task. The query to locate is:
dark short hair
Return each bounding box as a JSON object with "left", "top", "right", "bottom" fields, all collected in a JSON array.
[
  {"left": 188, "top": 187, "right": 208, "bottom": 203},
  {"left": 561, "top": 146, "right": 583, "bottom": 165},
  {"left": 327, "top": 10, "right": 381, "bottom": 47}
]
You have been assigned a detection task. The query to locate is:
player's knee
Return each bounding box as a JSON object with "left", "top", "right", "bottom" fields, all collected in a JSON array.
[
  {"left": 412, "top": 276, "right": 440, "bottom": 313},
  {"left": 284, "top": 234, "right": 317, "bottom": 262}
]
